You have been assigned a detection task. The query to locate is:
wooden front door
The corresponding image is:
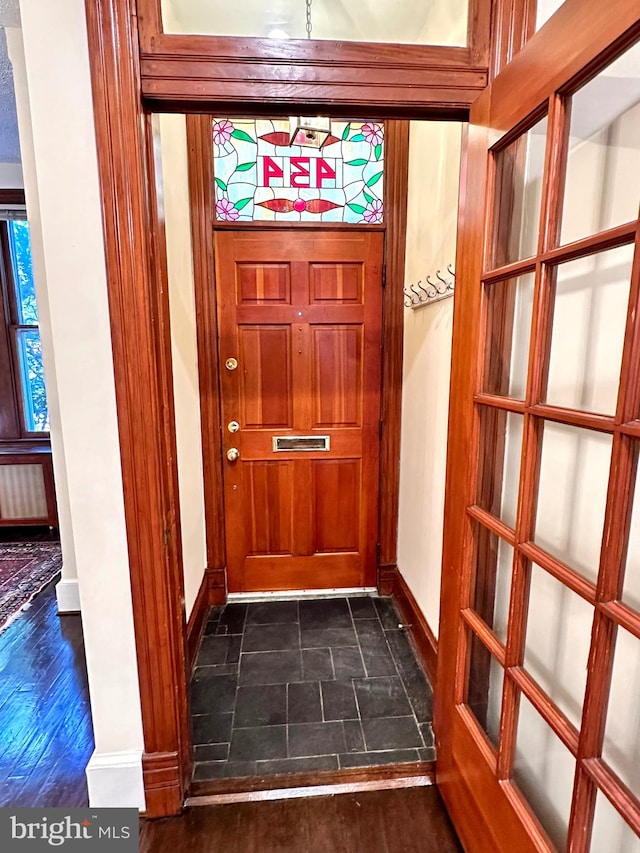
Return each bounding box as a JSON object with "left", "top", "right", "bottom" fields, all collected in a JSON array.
[
  {"left": 437, "top": 2, "right": 640, "bottom": 852},
  {"left": 215, "top": 229, "right": 383, "bottom": 593}
]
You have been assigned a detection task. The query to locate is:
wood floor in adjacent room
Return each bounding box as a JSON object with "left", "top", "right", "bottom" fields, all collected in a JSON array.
[
  {"left": 0, "top": 570, "right": 93, "bottom": 808},
  {"left": 140, "top": 787, "right": 463, "bottom": 853}
]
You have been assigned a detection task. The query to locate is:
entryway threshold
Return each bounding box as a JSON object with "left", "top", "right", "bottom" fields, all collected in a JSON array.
[
  {"left": 227, "top": 588, "right": 378, "bottom": 602},
  {"left": 187, "top": 761, "right": 435, "bottom": 805}
]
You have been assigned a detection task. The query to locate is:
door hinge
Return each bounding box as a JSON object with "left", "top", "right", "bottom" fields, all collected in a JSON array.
[
  {"left": 379, "top": 419, "right": 384, "bottom": 441},
  {"left": 376, "top": 542, "right": 381, "bottom": 565},
  {"left": 382, "top": 265, "right": 387, "bottom": 288}
]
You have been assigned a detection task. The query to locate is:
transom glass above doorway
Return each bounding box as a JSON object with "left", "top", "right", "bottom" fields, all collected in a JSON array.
[
  {"left": 161, "top": 0, "right": 468, "bottom": 46},
  {"left": 212, "top": 118, "right": 385, "bottom": 224}
]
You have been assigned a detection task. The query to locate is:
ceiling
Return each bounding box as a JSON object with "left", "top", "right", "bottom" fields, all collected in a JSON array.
[
  {"left": 0, "top": 28, "right": 20, "bottom": 164},
  {"left": 0, "top": 0, "right": 19, "bottom": 28}
]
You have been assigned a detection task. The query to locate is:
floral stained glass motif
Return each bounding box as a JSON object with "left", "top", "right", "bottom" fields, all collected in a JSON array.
[{"left": 212, "top": 118, "right": 384, "bottom": 224}]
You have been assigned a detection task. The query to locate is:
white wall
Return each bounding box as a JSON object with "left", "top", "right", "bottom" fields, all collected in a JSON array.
[
  {"left": 17, "top": 0, "right": 144, "bottom": 809},
  {"left": 6, "top": 28, "right": 80, "bottom": 614},
  {"left": 158, "top": 113, "right": 207, "bottom": 619},
  {"left": 397, "top": 120, "right": 462, "bottom": 639}
]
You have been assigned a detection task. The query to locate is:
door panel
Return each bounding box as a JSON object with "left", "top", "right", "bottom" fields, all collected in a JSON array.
[
  {"left": 311, "top": 325, "right": 363, "bottom": 426},
  {"left": 309, "top": 263, "right": 363, "bottom": 303},
  {"left": 438, "top": 4, "right": 640, "bottom": 852},
  {"left": 238, "top": 326, "right": 292, "bottom": 427},
  {"left": 313, "top": 459, "right": 360, "bottom": 552},
  {"left": 216, "top": 229, "right": 383, "bottom": 592},
  {"left": 236, "top": 262, "right": 291, "bottom": 303},
  {"left": 243, "top": 461, "right": 294, "bottom": 555}
]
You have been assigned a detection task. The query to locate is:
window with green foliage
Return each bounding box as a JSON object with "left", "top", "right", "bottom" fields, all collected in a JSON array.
[{"left": 0, "top": 219, "right": 49, "bottom": 437}]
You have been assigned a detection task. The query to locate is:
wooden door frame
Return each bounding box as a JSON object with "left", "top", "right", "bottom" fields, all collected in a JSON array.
[
  {"left": 136, "top": 0, "right": 491, "bottom": 115},
  {"left": 186, "top": 115, "right": 409, "bottom": 600},
  {"left": 84, "top": 0, "right": 501, "bottom": 819}
]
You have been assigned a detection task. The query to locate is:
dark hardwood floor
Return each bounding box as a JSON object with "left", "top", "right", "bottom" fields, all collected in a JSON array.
[
  {"left": 0, "top": 571, "right": 93, "bottom": 807},
  {"left": 140, "top": 787, "right": 462, "bottom": 853},
  {"left": 0, "top": 525, "right": 61, "bottom": 543}
]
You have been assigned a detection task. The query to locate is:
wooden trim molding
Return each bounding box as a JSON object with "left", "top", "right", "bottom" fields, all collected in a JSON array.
[
  {"left": 490, "top": 0, "right": 536, "bottom": 79},
  {"left": 189, "top": 113, "right": 409, "bottom": 598},
  {"left": 136, "top": 0, "right": 491, "bottom": 114},
  {"left": 392, "top": 569, "right": 439, "bottom": 686},
  {"left": 378, "top": 121, "right": 410, "bottom": 586},
  {"left": 186, "top": 570, "right": 210, "bottom": 674},
  {"left": 186, "top": 566, "right": 228, "bottom": 672},
  {"left": 135, "top": 0, "right": 490, "bottom": 115},
  {"left": 84, "top": 0, "right": 491, "bottom": 820},
  {"left": 84, "top": 0, "right": 191, "bottom": 818},
  {"left": 139, "top": 49, "right": 486, "bottom": 117},
  {"left": 378, "top": 563, "right": 397, "bottom": 597}
]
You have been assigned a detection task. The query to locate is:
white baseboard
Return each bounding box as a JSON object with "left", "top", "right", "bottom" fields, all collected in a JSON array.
[
  {"left": 55, "top": 578, "right": 81, "bottom": 613},
  {"left": 86, "top": 750, "right": 146, "bottom": 811}
]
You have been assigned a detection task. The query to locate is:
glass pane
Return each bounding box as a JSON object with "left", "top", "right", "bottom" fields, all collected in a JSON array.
[
  {"left": 591, "top": 791, "right": 640, "bottom": 853},
  {"left": 471, "top": 524, "right": 513, "bottom": 644},
  {"left": 465, "top": 632, "right": 504, "bottom": 749},
  {"left": 213, "top": 118, "right": 384, "bottom": 224},
  {"left": 602, "top": 625, "right": 640, "bottom": 796},
  {"left": 483, "top": 273, "right": 535, "bottom": 399},
  {"left": 523, "top": 563, "right": 593, "bottom": 728},
  {"left": 561, "top": 41, "right": 640, "bottom": 245},
  {"left": 7, "top": 220, "right": 38, "bottom": 324},
  {"left": 513, "top": 692, "right": 575, "bottom": 852},
  {"left": 16, "top": 329, "right": 49, "bottom": 432},
  {"left": 623, "top": 444, "right": 640, "bottom": 612},
  {"left": 162, "top": 0, "right": 468, "bottom": 46},
  {"left": 535, "top": 422, "right": 612, "bottom": 584},
  {"left": 544, "top": 244, "right": 633, "bottom": 415},
  {"left": 477, "top": 408, "right": 523, "bottom": 529},
  {"left": 493, "top": 116, "right": 548, "bottom": 266}
]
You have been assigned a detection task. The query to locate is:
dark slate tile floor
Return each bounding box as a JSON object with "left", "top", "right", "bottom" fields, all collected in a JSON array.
[{"left": 191, "top": 596, "right": 435, "bottom": 782}]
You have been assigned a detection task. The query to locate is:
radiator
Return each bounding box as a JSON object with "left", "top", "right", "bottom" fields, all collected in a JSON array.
[{"left": 0, "top": 463, "right": 48, "bottom": 520}]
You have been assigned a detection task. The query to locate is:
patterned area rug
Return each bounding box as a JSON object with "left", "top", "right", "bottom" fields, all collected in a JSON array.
[{"left": 0, "top": 542, "right": 62, "bottom": 634}]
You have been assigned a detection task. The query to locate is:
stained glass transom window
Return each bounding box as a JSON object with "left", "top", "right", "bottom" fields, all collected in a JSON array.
[{"left": 212, "top": 118, "right": 385, "bottom": 224}]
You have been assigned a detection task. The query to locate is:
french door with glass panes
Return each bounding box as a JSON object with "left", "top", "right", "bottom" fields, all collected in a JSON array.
[{"left": 436, "top": 3, "right": 640, "bottom": 852}]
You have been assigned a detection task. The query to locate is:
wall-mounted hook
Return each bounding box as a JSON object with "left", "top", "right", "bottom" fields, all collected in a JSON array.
[
  {"left": 425, "top": 275, "right": 439, "bottom": 298},
  {"left": 409, "top": 283, "right": 422, "bottom": 305},
  {"left": 404, "top": 263, "right": 456, "bottom": 310}
]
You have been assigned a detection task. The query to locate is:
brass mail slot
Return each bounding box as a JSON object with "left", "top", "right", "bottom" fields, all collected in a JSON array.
[{"left": 272, "top": 435, "right": 330, "bottom": 452}]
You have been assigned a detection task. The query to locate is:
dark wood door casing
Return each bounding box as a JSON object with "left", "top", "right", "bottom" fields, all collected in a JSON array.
[
  {"left": 85, "top": 0, "right": 191, "bottom": 816},
  {"left": 136, "top": 0, "right": 492, "bottom": 114},
  {"left": 85, "top": 0, "right": 486, "bottom": 821},
  {"left": 189, "top": 117, "right": 410, "bottom": 601}
]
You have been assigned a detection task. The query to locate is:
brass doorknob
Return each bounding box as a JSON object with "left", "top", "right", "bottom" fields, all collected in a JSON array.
[{"left": 226, "top": 447, "right": 240, "bottom": 462}]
